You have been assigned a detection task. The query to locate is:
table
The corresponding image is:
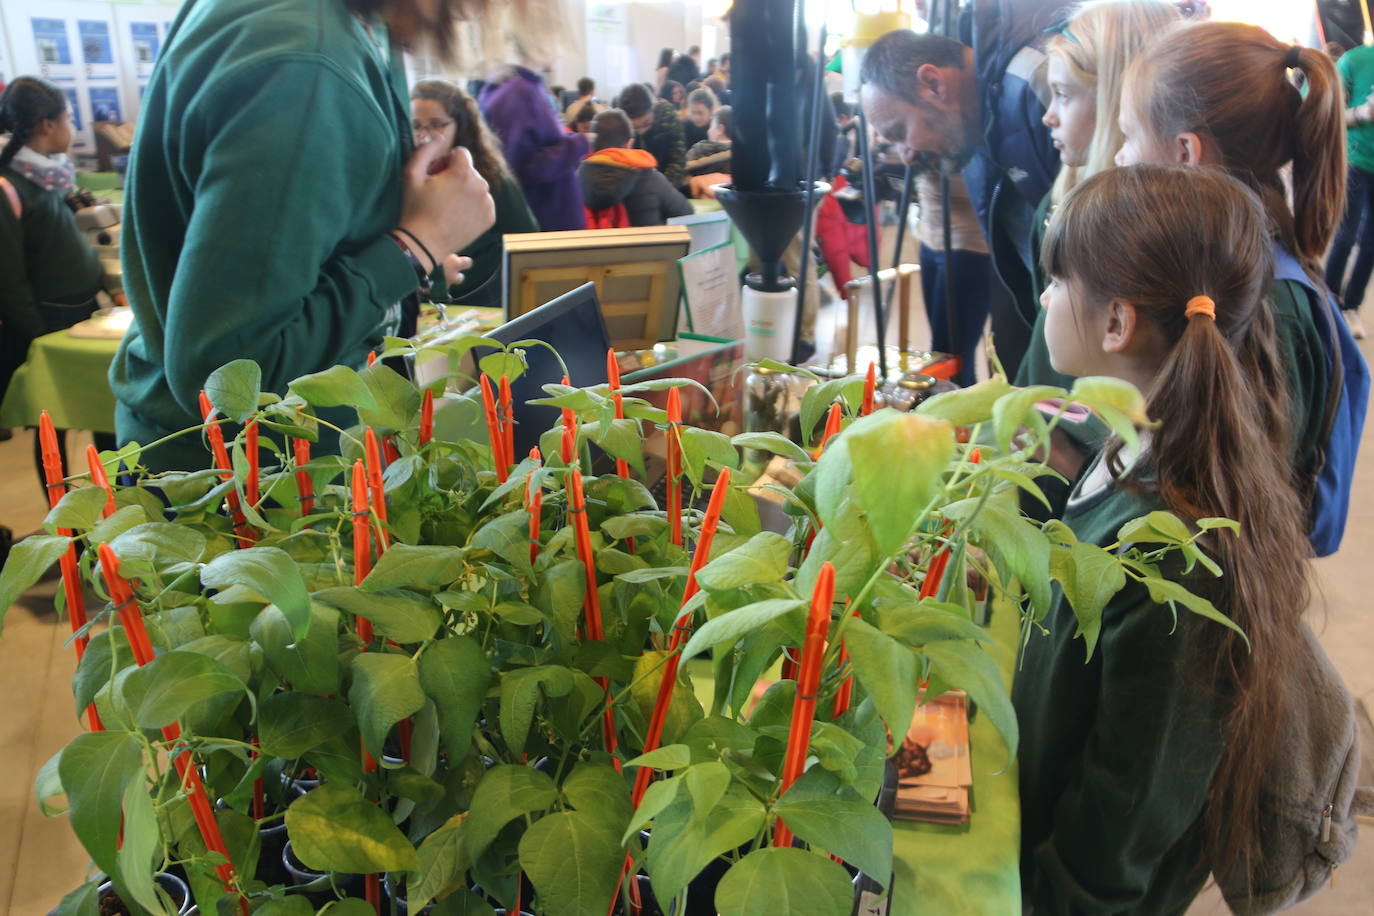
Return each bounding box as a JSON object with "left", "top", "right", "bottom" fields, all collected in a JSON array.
[
  {"left": 688, "top": 605, "right": 1022, "bottom": 916},
  {"left": 0, "top": 330, "right": 121, "bottom": 433}
]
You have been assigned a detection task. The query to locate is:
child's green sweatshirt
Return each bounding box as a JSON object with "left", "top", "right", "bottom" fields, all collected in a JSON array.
[
  {"left": 110, "top": 0, "right": 423, "bottom": 471},
  {"left": 1014, "top": 460, "right": 1232, "bottom": 914}
]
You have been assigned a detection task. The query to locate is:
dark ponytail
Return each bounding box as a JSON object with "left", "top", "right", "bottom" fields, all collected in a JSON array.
[
  {"left": 0, "top": 76, "right": 67, "bottom": 171},
  {"left": 1043, "top": 164, "right": 1312, "bottom": 886}
]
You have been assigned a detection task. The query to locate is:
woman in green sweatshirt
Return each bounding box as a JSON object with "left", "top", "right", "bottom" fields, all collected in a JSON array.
[
  {"left": 1018, "top": 166, "right": 1312, "bottom": 914},
  {"left": 410, "top": 79, "right": 538, "bottom": 307},
  {"left": 109, "top": 0, "right": 496, "bottom": 472}
]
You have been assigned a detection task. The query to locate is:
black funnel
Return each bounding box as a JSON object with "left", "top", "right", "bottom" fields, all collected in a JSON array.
[{"left": 715, "top": 184, "right": 809, "bottom": 292}]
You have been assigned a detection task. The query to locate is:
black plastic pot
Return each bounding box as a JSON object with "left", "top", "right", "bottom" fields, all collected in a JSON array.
[
  {"left": 382, "top": 874, "right": 433, "bottom": 915},
  {"left": 281, "top": 839, "right": 363, "bottom": 906},
  {"left": 96, "top": 872, "right": 192, "bottom": 915}
]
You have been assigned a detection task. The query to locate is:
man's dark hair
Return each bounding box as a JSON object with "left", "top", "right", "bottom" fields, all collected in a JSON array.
[
  {"left": 719, "top": 52, "right": 730, "bottom": 66},
  {"left": 619, "top": 83, "right": 653, "bottom": 119},
  {"left": 859, "top": 30, "right": 966, "bottom": 108},
  {"left": 688, "top": 45, "right": 700, "bottom": 56},
  {"left": 577, "top": 77, "right": 595, "bottom": 96},
  {"left": 830, "top": 91, "right": 852, "bottom": 119},
  {"left": 711, "top": 105, "right": 732, "bottom": 136},
  {"left": 592, "top": 109, "right": 634, "bottom": 150}
]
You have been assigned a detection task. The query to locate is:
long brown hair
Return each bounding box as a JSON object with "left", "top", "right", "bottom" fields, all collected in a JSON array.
[
  {"left": 410, "top": 79, "right": 510, "bottom": 188},
  {"left": 1125, "top": 21, "right": 1346, "bottom": 273},
  {"left": 1043, "top": 164, "right": 1311, "bottom": 885}
]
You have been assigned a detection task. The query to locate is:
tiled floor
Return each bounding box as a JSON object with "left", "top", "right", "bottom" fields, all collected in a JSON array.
[{"left": 1, "top": 266, "right": 1371, "bottom": 913}]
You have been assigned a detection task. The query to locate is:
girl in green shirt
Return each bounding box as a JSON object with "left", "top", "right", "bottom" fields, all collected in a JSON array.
[
  {"left": 410, "top": 79, "right": 539, "bottom": 307},
  {"left": 1018, "top": 164, "right": 1312, "bottom": 914},
  {"left": 1027, "top": 164, "right": 1313, "bottom": 916}
]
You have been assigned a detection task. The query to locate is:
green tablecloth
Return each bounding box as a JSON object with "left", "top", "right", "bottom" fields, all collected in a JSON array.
[
  {"left": 689, "top": 606, "right": 1021, "bottom": 916},
  {"left": 0, "top": 330, "right": 120, "bottom": 433}
]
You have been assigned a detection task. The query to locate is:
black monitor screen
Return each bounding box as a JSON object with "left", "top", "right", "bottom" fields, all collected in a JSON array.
[{"left": 477, "top": 282, "right": 612, "bottom": 459}]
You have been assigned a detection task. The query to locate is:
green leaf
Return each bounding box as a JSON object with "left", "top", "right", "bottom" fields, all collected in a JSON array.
[
  {"left": 44, "top": 486, "right": 109, "bottom": 531},
  {"left": 1051, "top": 542, "right": 1127, "bottom": 658},
  {"left": 923, "top": 639, "right": 1018, "bottom": 764},
  {"left": 349, "top": 652, "right": 425, "bottom": 758},
  {"left": 630, "top": 652, "right": 702, "bottom": 746},
  {"left": 359, "top": 362, "right": 422, "bottom": 430},
  {"left": 1143, "top": 578, "right": 1249, "bottom": 648},
  {"left": 621, "top": 775, "right": 681, "bottom": 844},
  {"left": 796, "top": 495, "right": 882, "bottom": 600},
  {"left": 991, "top": 385, "right": 1060, "bottom": 454},
  {"left": 773, "top": 766, "right": 892, "bottom": 886},
  {"left": 53, "top": 882, "right": 99, "bottom": 916},
  {"left": 478, "top": 351, "right": 525, "bottom": 382},
  {"left": 34, "top": 749, "right": 67, "bottom": 816},
  {"left": 1196, "top": 517, "right": 1240, "bottom": 534},
  {"left": 362, "top": 544, "right": 465, "bottom": 591},
  {"left": 285, "top": 782, "right": 418, "bottom": 873},
  {"left": 314, "top": 586, "right": 441, "bottom": 643},
  {"left": 591, "top": 417, "right": 647, "bottom": 478},
  {"left": 471, "top": 510, "right": 534, "bottom": 577},
  {"left": 562, "top": 762, "right": 634, "bottom": 828},
  {"left": 714, "top": 847, "right": 854, "bottom": 916},
  {"left": 646, "top": 784, "right": 767, "bottom": 904},
  {"left": 1069, "top": 375, "right": 1150, "bottom": 425},
  {"left": 0, "top": 534, "right": 71, "bottom": 632},
  {"left": 799, "top": 376, "right": 864, "bottom": 445},
  {"left": 1118, "top": 510, "right": 1194, "bottom": 546},
  {"left": 108, "top": 522, "right": 207, "bottom": 576},
  {"left": 685, "top": 761, "right": 731, "bottom": 816},
  {"left": 289, "top": 364, "right": 378, "bottom": 412},
  {"left": 409, "top": 814, "right": 472, "bottom": 910},
  {"left": 464, "top": 764, "right": 559, "bottom": 859},
  {"left": 122, "top": 650, "right": 246, "bottom": 728},
  {"left": 202, "top": 546, "right": 312, "bottom": 641},
  {"left": 876, "top": 600, "right": 992, "bottom": 647},
  {"left": 679, "top": 428, "right": 740, "bottom": 483},
  {"left": 500, "top": 665, "right": 574, "bottom": 755},
  {"left": 624, "top": 743, "right": 691, "bottom": 770},
  {"left": 829, "top": 410, "right": 955, "bottom": 555},
  {"left": 205, "top": 359, "right": 262, "bottom": 423},
  {"left": 431, "top": 889, "right": 497, "bottom": 916},
  {"left": 695, "top": 532, "right": 792, "bottom": 594},
  {"left": 59, "top": 731, "right": 144, "bottom": 883},
  {"left": 258, "top": 692, "right": 353, "bottom": 758},
  {"left": 419, "top": 636, "right": 491, "bottom": 761},
  {"left": 945, "top": 499, "right": 1052, "bottom": 617},
  {"left": 844, "top": 618, "right": 919, "bottom": 739},
  {"left": 519, "top": 811, "right": 624, "bottom": 916},
  {"left": 88, "top": 505, "right": 148, "bottom": 546},
  {"left": 680, "top": 599, "right": 807, "bottom": 662},
  {"left": 730, "top": 431, "right": 811, "bottom": 463},
  {"left": 114, "top": 768, "right": 161, "bottom": 914},
  {"left": 916, "top": 377, "right": 1014, "bottom": 426},
  {"left": 250, "top": 601, "right": 340, "bottom": 695}
]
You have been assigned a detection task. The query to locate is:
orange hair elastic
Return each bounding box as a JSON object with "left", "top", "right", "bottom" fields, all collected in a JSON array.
[{"left": 1185, "top": 296, "right": 1216, "bottom": 320}]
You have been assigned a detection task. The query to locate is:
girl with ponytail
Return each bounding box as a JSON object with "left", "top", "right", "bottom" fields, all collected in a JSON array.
[
  {"left": 0, "top": 76, "right": 104, "bottom": 410},
  {"left": 1117, "top": 23, "right": 1352, "bottom": 514},
  {"left": 1016, "top": 164, "right": 1311, "bottom": 912}
]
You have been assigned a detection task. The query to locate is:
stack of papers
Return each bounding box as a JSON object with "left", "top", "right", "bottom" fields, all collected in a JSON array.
[{"left": 892, "top": 690, "right": 973, "bottom": 824}]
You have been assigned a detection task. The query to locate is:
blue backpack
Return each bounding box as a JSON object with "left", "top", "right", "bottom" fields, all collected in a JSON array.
[{"left": 1272, "top": 244, "right": 1369, "bottom": 557}]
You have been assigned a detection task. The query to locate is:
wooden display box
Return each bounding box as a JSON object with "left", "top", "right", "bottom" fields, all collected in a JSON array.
[{"left": 502, "top": 226, "right": 692, "bottom": 350}]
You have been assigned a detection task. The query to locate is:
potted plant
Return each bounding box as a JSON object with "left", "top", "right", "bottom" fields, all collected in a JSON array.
[{"left": 0, "top": 343, "right": 1238, "bottom": 916}]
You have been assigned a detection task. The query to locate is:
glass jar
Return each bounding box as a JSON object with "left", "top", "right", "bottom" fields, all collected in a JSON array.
[
  {"left": 884, "top": 373, "right": 938, "bottom": 412},
  {"left": 744, "top": 365, "right": 797, "bottom": 468}
]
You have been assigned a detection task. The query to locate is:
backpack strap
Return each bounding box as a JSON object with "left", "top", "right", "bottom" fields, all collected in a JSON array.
[
  {"left": 0, "top": 176, "right": 22, "bottom": 220},
  {"left": 1271, "top": 244, "right": 1344, "bottom": 479}
]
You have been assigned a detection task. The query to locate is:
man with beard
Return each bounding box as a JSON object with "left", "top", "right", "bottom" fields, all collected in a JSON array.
[
  {"left": 111, "top": 0, "right": 502, "bottom": 470},
  {"left": 859, "top": 3, "right": 1064, "bottom": 377}
]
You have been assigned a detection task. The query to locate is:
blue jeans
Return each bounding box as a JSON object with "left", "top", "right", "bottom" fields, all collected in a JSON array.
[
  {"left": 921, "top": 243, "right": 992, "bottom": 387},
  {"left": 1325, "top": 165, "right": 1374, "bottom": 311}
]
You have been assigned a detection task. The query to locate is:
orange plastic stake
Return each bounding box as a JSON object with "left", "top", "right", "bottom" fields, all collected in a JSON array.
[
  {"left": 527, "top": 447, "right": 543, "bottom": 565},
  {"left": 774, "top": 561, "right": 836, "bottom": 849},
  {"left": 197, "top": 391, "right": 250, "bottom": 543},
  {"left": 560, "top": 374, "right": 578, "bottom": 466},
  {"left": 382, "top": 435, "right": 401, "bottom": 465},
  {"left": 862, "top": 362, "right": 877, "bottom": 416},
  {"left": 367, "top": 350, "right": 378, "bottom": 367},
  {"left": 479, "top": 375, "right": 508, "bottom": 483},
  {"left": 831, "top": 605, "right": 859, "bottom": 719},
  {"left": 499, "top": 374, "right": 515, "bottom": 473},
  {"left": 244, "top": 419, "right": 260, "bottom": 509},
  {"left": 351, "top": 461, "right": 374, "bottom": 641},
  {"left": 85, "top": 445, "right": 117, "bottom": 519},
  {"left": 419, "top": 388, "right": 435, "bottom": 447},
  {"left": 569, "top": 469, "right": 618, "bottom": 754},
  {"left": 813, "top": 401, "right": 844, "bottom": 460},
  {"left": 293, "top": 438, "right": 315, "bottom": 517},
  {"left": 607, "top": 350, "right": 631, "bottom": 481},
  {"left": 39, "top": 414, "right": 102, "bottom": 731},
  {"left": 364, "top": 429, "right": 391, "bottom": 553},
  {"left": 97, "top": 545, "right": 242, "bottom": 905},
  {"left": 666, "top": 388, "right": 683, "bottom": 547},
  {"left": 631, "top": 468, "right": 731, "bottom": 806}
]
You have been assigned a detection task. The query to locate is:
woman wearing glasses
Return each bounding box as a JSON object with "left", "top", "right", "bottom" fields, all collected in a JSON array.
[{"left": 411, "top": 80, "right": 538, "bottom": 305}]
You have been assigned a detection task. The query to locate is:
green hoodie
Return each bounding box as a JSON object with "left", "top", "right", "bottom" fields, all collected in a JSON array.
[{"left": 110, "top": 0, "right": 421, "bottom": 471}]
